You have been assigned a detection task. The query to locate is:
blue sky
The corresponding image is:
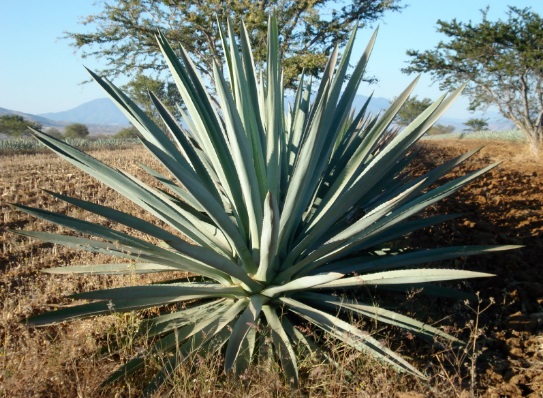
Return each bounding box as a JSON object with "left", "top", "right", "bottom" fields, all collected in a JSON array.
[{"left": 1, "top": 1, "right": 542, "bottom": 119}]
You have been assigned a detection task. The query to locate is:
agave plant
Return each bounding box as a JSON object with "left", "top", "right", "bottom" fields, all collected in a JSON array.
[{"left": 16, "top": 17, "right": 515, "bottom": 393}]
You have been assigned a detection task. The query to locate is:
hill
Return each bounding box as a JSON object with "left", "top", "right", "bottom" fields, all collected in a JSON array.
[
  {"left": 0, "top": 99, "right": 130, "bottom": 136},
  {"left": 2, "top": 95, "right": 514, "bottom": 137},
  {"left": 0, "top": 107, "right": 65, "bottom": 129},
  {"left": 38, "top": 98, "right": 130, "bottom": 126}
]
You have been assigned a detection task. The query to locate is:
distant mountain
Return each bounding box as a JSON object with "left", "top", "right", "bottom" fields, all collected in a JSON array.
[
  {"left": 351, "top": 95, "right": 390, "bottom": 116},
  {"left": 0, "top": 101, "right": 129, "bottom": 136},
  {"left": 38, "top": 98, "right": 130, "bottom": 126},
  {"left": 2, "top": 96, "right": 515, "bottom": 138},
  {"left": 0, "top": 107, "right": 65, "bottom": 129}
]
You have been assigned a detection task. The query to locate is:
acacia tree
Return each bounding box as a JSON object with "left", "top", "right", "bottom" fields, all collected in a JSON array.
[
  {"left": 0, "top": 115, "right": 42, "bottom": 137},
  {"left": 64, "top": 123, "right": 90, "bottom": 139},
  {"left": 45, "top": 127, "right": 64, "bottom": 139},
  {"left": 393, "top": 96, "right": 456, "bottom": 135},
  {"left": 65, "top": 0, "right": 403, "bottom": 88},
  {"left": 393, "top": 95, "right": 433, "bottom": 126},
  {"left": 122, "top": 74, "right": 182, "bottom": 123},
  {"left": 114, "top": 125, "right": 138, "bottom": 139},
  {"left": 403, "top": 7, "right": 543, "bottom": 148},
  {"left": 464, "top": 118, "right": 489, "bottom": 132},
  {"left": 428, "top": 124, "right": 455, "bottom": 135}
]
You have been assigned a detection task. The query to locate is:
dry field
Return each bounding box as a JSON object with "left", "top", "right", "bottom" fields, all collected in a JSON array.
[{"left": 1, "top": 139, "right": 542, "bottom": 397}]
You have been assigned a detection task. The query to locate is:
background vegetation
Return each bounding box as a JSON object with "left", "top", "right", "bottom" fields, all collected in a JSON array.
[
  {"left": 404, "top": 6, "right": 543, "bottom": 148},
  {"left": 64, "top": 0, "right": 403, "bottom": 89}
]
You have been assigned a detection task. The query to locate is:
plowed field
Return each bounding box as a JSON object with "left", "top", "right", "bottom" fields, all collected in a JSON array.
[{"left": 1, "top": 139, "right": 542, "bottom": 397}]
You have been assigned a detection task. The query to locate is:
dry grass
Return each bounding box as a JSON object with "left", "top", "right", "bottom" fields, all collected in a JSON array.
[{"left": 0, "top": 146, "right": 516, "bottom": 397}]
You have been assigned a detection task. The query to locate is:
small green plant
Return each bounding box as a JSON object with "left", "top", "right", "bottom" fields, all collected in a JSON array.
[{"left": 15, "top": 18, "right": 517, "bottom": 394}]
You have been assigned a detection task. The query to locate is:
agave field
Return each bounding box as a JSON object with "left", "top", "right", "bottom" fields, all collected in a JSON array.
[
  {"left": 423, "top": 130, "right": 527, "bottom": 143},
  {"left": 0, "top": 138, "right": 139, "bottom": 155}
]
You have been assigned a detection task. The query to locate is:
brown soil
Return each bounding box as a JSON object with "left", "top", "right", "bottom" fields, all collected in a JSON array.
[
  {"left": 1, "top": 139, "right": 542, "bottom": 397},
  {"left": 413, "top": 139, "right": 543, "bottom": 397}
]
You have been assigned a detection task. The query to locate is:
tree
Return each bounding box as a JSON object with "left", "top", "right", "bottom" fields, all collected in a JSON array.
[
  {"left": 122, "top": 74, "right": 181, "bottom": 123},
  {"left": 404, "top": 7, "right": 543, "bottom": 147},
  {"left": 114, "top": 126, "right": 139, "bottom": 139},
  {"left": 65, "top": 0, "right": 403, "bottom": 88},
  {"left": 45, "top": 127, "right": 64, "bottom": 139},
  {"left": 64, "top": 123, "right": 90, "bottom": 139},
  {"left": 0, "top": 115, "right": 42, "bottom": 137},
  {"left": 428, "top": 124, "right": 455, "bottom": 135},
  {"left": 464, "top": 118, "right": 489, "bottom": 132},
  {"left": 393, "top": 95, "right": 433, "bottom": 126}
]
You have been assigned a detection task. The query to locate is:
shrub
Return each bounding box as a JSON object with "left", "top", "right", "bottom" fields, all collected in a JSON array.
[
  {"left": 114, "top": 125, "right": 139, "bottom": 139},
  {"left": 0, "top": 114, "right": 42, "bottom": 137},
  {"left": 45, "top": 127, "right": 64, "bottom": 139},
  {"left": 14, "top": 18, "right": 516, "bottom": 395},
  {"left": 428, "top": 123, "right": 455, "bottom": 135},
  {"left": 64, "top": 122, "right": 90, "bottom": 139}
]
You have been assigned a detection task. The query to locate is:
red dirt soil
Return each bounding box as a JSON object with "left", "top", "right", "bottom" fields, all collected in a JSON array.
[
  {"left": 1, "top": 139, "right": 541, "bottom": 397},
  {"left": 414, "top": 139, "right": 543, "bottom": 397}
]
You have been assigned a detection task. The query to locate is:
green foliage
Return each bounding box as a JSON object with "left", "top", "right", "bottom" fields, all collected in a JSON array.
[
  {"left": 404, "top": 6, "right": 543, "bottom": 147},
  {"left": 114, "top": 126, "right": 139, "bottom": 139},
  {"left": 17, "top": 18, "right": 517, "bottom": 394},
  {"left": 0, "top": 139, "right": 45, "bottom": 153},
  {"left": 122, "top": 74, "right": 182, "bottom": 123},
  {"left": 428, "top": 124, "right": 455, "bottom": 135},
  {"left": 464, "top": 118, "right": 489, "bottom": 132},
  {"left": 393, "top": 95, "right": 433, "bottom": 126},
  {"left": 0, "top": 137, "right": 138, "bottom": 154},
  {"left": 0, "top": 115, "right": 42, "bottom": 137},
  {"left": 45, "top": 127, "right": 63, "bottom": 139},
  {"left": 64, "top": 0, "right": 403, "bottom": 88},
  {"left": 63, "top": 123, "right": 90, "bottom": 139}
]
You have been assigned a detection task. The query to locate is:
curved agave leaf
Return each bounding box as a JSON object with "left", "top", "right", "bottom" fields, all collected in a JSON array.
[
  {"left": 298, "top": 291, "right": 460, "bottom": 343},
  {"left": 281, "top": 296, "right": 426, "bottom": 378},
  {"left": 254, "top": 192, "right": 280, "bottom": 283},
  {"left": 262, "top": 305, "right": 299, "bottom": 386},
  {"left": 315, "top": 244, "right": 522, "bottom": 276},
  {"left": 43, "top": 263, "right": 178, "bottom": 275},
  {"left": 70, "top": 283, "right": 246, "bottom": 301},
  {"left": 27, "top": 297, "right": 184, "bottom": 327},
  {"left": 143, "top": 299, "right": 229, "bottom": 338},
  {"left": 317, "top": 269, "right": 494, "bottom": 289},
  {"left": 262, "top": 272, "right": 344, "bottom": 297},
  {"left": 224, "top": 294, "right": 268, "bottom": 372}
]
